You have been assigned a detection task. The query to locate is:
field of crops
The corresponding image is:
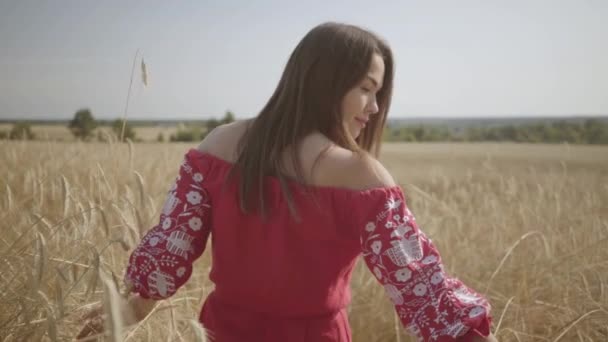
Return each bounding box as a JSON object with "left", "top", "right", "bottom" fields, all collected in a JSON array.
[{"left": 1, "top": 141, "right": 607, "bottom": 341}]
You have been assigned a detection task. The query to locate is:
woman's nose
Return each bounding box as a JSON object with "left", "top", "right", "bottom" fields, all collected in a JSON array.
[{"left": 367, "top": 97, "right": 379, "bottom": 115}]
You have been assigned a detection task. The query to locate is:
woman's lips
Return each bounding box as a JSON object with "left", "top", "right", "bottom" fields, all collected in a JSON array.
[{"left": 355, "top": 117, "right": 368, "bottom": 128}]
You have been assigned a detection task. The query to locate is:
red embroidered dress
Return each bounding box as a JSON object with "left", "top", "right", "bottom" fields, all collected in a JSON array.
[{"left": 125, "top": 149, "right": 493, "bottom": 341}]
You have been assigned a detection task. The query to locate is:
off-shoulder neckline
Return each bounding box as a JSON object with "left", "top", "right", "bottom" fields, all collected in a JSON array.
[{"left": 187, "top": 148, "right": 403, "bottom": 196}]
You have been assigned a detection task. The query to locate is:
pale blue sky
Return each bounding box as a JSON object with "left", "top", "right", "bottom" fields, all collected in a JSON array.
[{"left": 1, "top": 0, "right": 607, "bottom": 120}]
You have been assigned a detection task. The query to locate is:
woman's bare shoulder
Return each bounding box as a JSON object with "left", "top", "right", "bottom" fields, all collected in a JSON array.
[
  {"left": 318, "top": 145, "right": 397, "bottom": 191},
  {"left": 196, "top": 123, "right": 397, "bottom": 191},
  {"left": 196, "top": 119, "right": 252, "bottom": 161}
]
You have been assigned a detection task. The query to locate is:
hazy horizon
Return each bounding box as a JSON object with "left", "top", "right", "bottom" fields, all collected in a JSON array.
[
  {"left": 1, "top": 0, "right": 607, "bottom": 120},
  {"left": 2, "top": 114, "right": 606, "bottom": 123}
]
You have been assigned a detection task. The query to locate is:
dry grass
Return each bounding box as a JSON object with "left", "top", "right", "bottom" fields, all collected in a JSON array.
[{"left": 1, "top": 141, "right": 607, "bottom": 341}]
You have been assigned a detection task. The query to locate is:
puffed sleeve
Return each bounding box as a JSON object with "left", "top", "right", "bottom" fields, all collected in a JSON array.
[
  {"left": 359, "top": 187, "right": 492, "bottom": 341},
  {"left": 124, "top": 152, "right": 212, "bottom": 299}
]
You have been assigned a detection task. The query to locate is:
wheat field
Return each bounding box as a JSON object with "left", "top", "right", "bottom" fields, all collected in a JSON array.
[{"left": 1, "top": 141, "right": 607, "bottom": 341}]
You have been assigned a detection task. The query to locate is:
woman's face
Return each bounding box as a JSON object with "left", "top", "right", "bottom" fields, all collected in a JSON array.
[{"left": 340, "top": 53, "right": 385, "bottom": 139}]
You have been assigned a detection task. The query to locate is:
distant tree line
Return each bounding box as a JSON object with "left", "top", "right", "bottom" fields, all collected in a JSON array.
[
  {"left": 2, "top": 113, "right": 606, "bottom": 144},
  {"left": 169, "top": 111, "right": 236, "bottom": 142},
  {"left": 383, "top": 119, "right": 608, "bottom": 144},
  {"left": 0, "top": 108, "right": 237, "bottom": 142},
  {"left": 0, "top": 122, "right": 36, "bottom": 140}
]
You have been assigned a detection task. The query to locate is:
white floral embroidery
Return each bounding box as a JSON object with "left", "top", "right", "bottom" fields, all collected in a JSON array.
[
  {"left": 413, "top": 283, "right": 427, "bottom": 297},
  {"left": 384, "top": 236, "right": 423, "bottom": 266},
  {"left": 422, "top": 255, "right": 438, "bottom": 265},
  {"left": 188, "top": 217, "right": 202, "bottom": 231},
  {"left": 454, "top": 287, "right": 482, "bottom": 304},
  {"left": 442, "top": 321, "right": 468, "bottom": 339},
  {"left": 360, "top": 190, "right": 491, "bottom": 341},
  {"left": 390, "top": 225, "right": 411, "bottom": 239},
  {"left": 149, "top": 236, "right": 160, "bottom": 247},
  {"left": 469, "top": 306, "right": 486, "bottom": 318},
  {"left": 192, "top": 173, "right": 203, "bottom": 182},
  {"left": 386, "top": 197, "right": 401, "bottom": 210},
  {"left": 162, "top": 217, "right": 172, "bottom": 230},
  {"left": 166, "top": 231, "right": 194, "bottom": 258},
  {"left": 387, "top": 234, "right": 423, "bottom": 266},
  {"left": 430, "top": 271, "right": 444, "bottom": 285},
  {"left": 395, "top": 268, "right": 412, "bottom": 282},
  {"left": 147, "top": 270, "right": 175, "bottom": 297},
  {"left": 126, "top": 155, "right": 213, "bottom": 301},
  {"left": 186, "top": 191, "right": 202, "bottom": 205},
  {"left": 181, "top": 159, "right": 192, "bottom": 174},
  {"left": 371, "top": 241, "right": 382, "bottom": 254}
]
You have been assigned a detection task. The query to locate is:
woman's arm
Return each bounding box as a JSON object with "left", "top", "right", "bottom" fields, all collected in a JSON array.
[
  {"left": 77, "top": 151, "right": 214, "bottom": 339},
  {"left": 358, "top": 185, "right": 494, "bottom": 341},
  {"left": 124, "top": 152, "right": 213, "bottom": 299}
]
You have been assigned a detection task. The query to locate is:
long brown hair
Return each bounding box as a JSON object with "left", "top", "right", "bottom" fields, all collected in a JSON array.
[{"left": 226, "top": 22, "right": 394, "bottom": 222}]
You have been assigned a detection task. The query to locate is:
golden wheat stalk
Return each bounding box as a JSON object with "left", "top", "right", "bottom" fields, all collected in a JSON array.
[
  {"left": 120, "top": 49, "right": 148, "bottom": 143},
  {"left": 141, "top": 59, "right": 148, "bottom": 87},
  {"left": 102, "top": 274, "right": 125, "bottom": 342},
  {"left": 60, "top": 175, "right": 70, "bottom": 217}
]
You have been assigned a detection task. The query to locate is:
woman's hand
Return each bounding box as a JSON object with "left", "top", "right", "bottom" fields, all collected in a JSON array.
[
  {"left": 75, "top": 295, "right": 156, "bottom": 341},
  {"left": 75, "top": 302, "right": 104, "bottom": 341}
]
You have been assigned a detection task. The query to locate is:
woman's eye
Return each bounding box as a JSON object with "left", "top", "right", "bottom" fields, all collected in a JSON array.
[{"left": 361, "top": 87, "right": 371, "bottom": 93}]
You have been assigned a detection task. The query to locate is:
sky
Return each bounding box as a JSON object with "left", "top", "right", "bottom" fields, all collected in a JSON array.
[{"left": 0, "top": 0, "right": 607, "bottom": 120}]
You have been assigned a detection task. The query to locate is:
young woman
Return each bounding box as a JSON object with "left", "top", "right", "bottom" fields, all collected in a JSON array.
[{"left": 78, "top": 22, "right": 497, "bottom": 342}]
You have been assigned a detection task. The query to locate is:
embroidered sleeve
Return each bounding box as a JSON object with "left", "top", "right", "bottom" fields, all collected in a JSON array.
[
  {"left": 124, "top": 153, "right": 212, "bottom": 300},
  {"left": 360, "top": 189, "right": 492, "bottom": 341}
]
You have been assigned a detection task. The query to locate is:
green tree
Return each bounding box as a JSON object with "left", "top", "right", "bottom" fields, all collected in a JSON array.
[
  {"left": 221, "top": 110, "right": 236, "bottom": 124},
  {"left": 206, "top": 118, "right": 221, "bottom": 131},
  {"left": 464, "top": 127, "right": 483, "bottom": 142},
  {"left": 498, "top": 125, "right": 517, "bottom": 141},
  {"left": 111, "top": 119, "right": 136, "bottom": 141},
  {"left": 411, "top": 126, "right": 425, "bottom": 141},
  {"left": 584, "top": 119, "right": 608, "bottom": 144},
  {"left": 69, "top": 108, "right": 97, "bottom": 140},
  {"left": 157, "top": 132, "right": 165, "bottom": 142},
  {"left": 9, "top": 122, "right": 35, "bottom": 140}
]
